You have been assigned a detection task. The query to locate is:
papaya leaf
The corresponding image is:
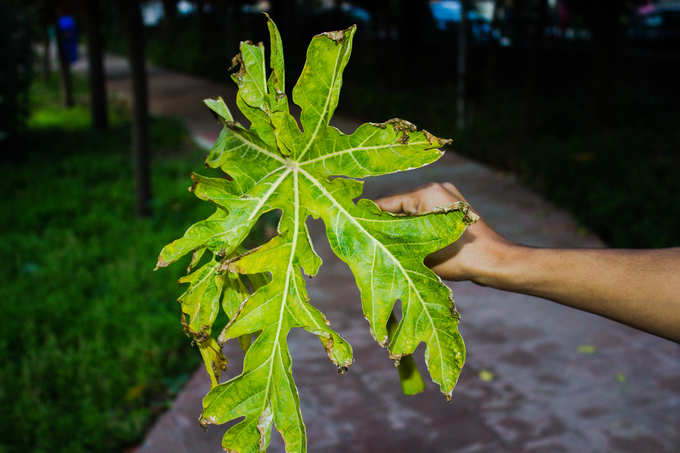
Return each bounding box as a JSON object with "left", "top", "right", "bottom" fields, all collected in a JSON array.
[{"left": 156, "top": 17, "right": 476, "bottom": 453}]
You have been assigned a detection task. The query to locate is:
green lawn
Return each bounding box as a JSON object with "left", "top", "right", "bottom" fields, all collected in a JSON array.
[{"left": 0, "top": 77, "right": 215, "bottom": 452}]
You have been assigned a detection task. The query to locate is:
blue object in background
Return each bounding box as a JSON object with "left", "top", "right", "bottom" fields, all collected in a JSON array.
[
  {"left": 57, "top": 15, "right": 78, "bottom": 64},
  {"left": 430, "top": 1, "right": 492, "bottom": 43},
  {"left": 340, "top": 3, "right": 371, "bottom": 23},
  {"left": 430, "top": 0, "right": 462, "bottom": 29}
]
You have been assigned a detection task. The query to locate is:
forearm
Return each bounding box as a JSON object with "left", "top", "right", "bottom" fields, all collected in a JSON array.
[
  {"left": 475, "top": 246, "right": 680, "bottom": 342},
  {"left": 374, "top": 182, "right": 680, "bottom": 342}
]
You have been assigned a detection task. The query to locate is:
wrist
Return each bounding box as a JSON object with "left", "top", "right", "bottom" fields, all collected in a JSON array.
[{"left": 471, "top": 241, "right": 530, "bottom": 289}]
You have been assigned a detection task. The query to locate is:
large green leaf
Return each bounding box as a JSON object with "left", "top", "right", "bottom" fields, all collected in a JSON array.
[{"left": 157, "top": 17, "right": 475, "bottom": 453}]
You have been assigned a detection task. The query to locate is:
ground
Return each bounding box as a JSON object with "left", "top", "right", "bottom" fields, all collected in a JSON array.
[{"left": 77, "top": 55, "right": 680, "bottom": 453}]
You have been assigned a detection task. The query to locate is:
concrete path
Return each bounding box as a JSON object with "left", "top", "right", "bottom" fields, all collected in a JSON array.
[{"left": 84, "top": 55, "right": 679, "bottom": 452}]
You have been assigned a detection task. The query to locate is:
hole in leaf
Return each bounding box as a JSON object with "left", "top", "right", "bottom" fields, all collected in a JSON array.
[
  {"left": 244, "top": 209, "right": 281, "bottom": 249},
  {"left": 393, "top": 299, "right": 403, "bottom": 323}
]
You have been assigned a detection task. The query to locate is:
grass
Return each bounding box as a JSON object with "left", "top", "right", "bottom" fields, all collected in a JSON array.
[{"left": 0, "top": 76, "right": 220, "bottom": 452}]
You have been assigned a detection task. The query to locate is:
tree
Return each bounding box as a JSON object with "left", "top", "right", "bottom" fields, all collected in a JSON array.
[
  {"left": 54, "top": 11, "right": 74, "bottom": 107},
  {"left": 84, "top": 0, "right": 108, "bottom": 130},
  {"left": 37, "top": 2, "right": 52, "bottom": 82},
  {"left": 457, "top": 0, "right": 468, "bottom": 130},
  {"left": 122, "top": 0, "right": 152, "bottom": 217}
]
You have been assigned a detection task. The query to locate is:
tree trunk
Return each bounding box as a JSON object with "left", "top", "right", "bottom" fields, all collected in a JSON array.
[
  {"left": 123, "top": 0, "right": 152, "bottom": 218},
  {"left": 457, "top": 1, "right": 467, "bottom": 130},
  {"left": 42, "top": 28, "right": 51, "bottom": 81},
  {"left": 55, "top": 20, "right": 74, "bottom": 108},
  {"left": 39, "top": 3, "right": 53, "bottom": 81},
  {"left": 85, "top": 0, "right": 108, "bottom": 130}
]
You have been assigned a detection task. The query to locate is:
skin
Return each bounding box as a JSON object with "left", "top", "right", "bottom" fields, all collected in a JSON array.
[{"left": 376, "top": 182, "right": 680, "bottom": 343}]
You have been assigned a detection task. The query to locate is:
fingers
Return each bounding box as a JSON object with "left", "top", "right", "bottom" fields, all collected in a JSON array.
[
  {"left": 375, "top": 182, "right": 468, "bottom": 215},
  {"left": 375, "top": 193, "right": 420, "bottom": 215},
  {"left": 375, "top": 194, "right": 406, "bottom": 213}
]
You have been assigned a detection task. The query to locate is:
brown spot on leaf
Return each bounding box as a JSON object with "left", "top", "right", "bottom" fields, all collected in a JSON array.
[
  {"left": 385, "top": 118, "right": 417, "bottom": 145},
  {"left": 229, "top": 52, "right": 243, "bottom": 72},
  {"left": 212, "top": 359, "right": 227, "bottom": 375},
  {"left": 423, "top": 129, "right": 453, "bottom": 147},
  {"left": 321, "top": 336, "right": 335, "bottom": 361},
  {"left": 323, "top": 30, "right": 346, "bottom": 42},
  {"left": 389, "top": 352, "right": 403, "bottom": 367},
  {"left": 191, "top": 325, "right": 211, "bottom": 343},
  {"left": 256, "top": 406, "right": 273, "bottom": 451},
  {"left": 461, "top": 204, "right": 480, "bottom": 224},
  {"left": 386, "top": 118, "right": 417, "bottom": 131},
  {"left": 180, "top": 312, "right": 190, "bottom": 335},
  {"left": 429, "top": 200, "right": 479, "bottom": 225},
  {"left": 153, "top": 258, "right": 168, "bottom": 271},
  {"left": 319, "top": 25, "right": 355, "bottom": 43},
  {"left": 198, "top": 415, "right": 209, "bottom": 430}
]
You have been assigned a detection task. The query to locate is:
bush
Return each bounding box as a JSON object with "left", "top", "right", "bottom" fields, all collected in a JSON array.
[{"left": 0, "top": 77, "right": 212, "bottom": 452}]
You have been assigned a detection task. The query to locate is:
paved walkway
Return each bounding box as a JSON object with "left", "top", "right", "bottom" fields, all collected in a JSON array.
[{"left": 84, "top": 55, "right": 679, "bottom": 453}]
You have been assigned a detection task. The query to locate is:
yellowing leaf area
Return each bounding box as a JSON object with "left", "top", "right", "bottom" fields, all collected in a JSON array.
[{"left": 156, "top": 16, "right": 475, "bottom": 453}]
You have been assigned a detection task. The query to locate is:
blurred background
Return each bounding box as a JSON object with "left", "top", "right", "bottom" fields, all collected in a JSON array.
[{"left": 1, "top": 1, "right": 679, "bottom": 452}]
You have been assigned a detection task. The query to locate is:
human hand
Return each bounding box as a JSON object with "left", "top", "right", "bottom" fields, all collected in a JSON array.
[
  {"left": 378, "top": 184, "right": 680, "bottom": 342},
  {"left": 375, "top": 182, "right": 515, "bottom": 283}
]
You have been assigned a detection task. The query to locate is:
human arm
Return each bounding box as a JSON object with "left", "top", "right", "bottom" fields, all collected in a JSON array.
[{"left": 376, "top": 182, "right": 680, "bottom": 343}]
